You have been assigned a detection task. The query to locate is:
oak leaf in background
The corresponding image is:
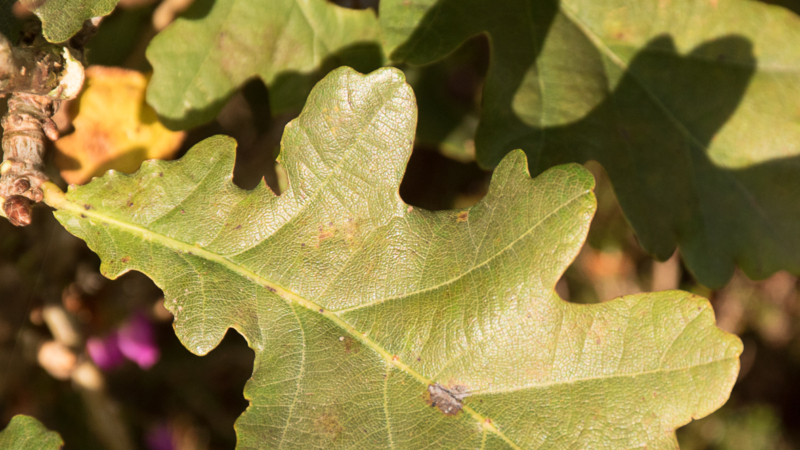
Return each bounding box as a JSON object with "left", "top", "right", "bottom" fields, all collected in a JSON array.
[
  {"left": 381, "top": 0, "right": 800, "bottom": 288},
  {"left": 54, "top": 66, "right": 185, "bottom": 185},
  {"left": 19, "top": 0, "right": 120, "bottom": 43},
  {"left": 0, "top": 415, "right": 62, "bottom": 450},
  {"left": 145, "top": 0, "right": 382, "bottom": 128}
]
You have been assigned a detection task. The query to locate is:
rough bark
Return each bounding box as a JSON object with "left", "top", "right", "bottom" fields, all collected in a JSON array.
[
  {"left": 0, "top": 32, "right": 64, "bottom": 95},
  {"left": 0, "top": 24, "right": 86, "bottom": 226}
]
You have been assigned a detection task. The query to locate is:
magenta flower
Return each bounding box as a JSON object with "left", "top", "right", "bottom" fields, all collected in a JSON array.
[
  {"left": 86, "top": 333, "right": 125, "bottom": 371},
  {"left": 145, "top": 422, "right": 174, "bottom": 450},
  {"left": 118, "top": 312, "right": 160, "bottom": 369},
  {"left": 87, "top": 312, "right": 160, "bottom": 371}
]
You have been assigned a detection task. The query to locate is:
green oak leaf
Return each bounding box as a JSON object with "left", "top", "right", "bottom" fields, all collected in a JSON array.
[
  {"left": 20, "top": 0, "right": 120, "bottom": 42},
  {"left": 145, "top": 0, "right": 382, "bottom": 129},
  {"left": 381, "top": 0, "right": 800, "bottom": 288},
  {"left": 46, "top": 67, "right": 741, "bottom": 448},
  {"left": 0, "top": 415, "right": 63, "bottom": 450}
]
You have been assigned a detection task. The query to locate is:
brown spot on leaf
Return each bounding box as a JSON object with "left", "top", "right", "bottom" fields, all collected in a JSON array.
[
  {"left": 342, "top": 219, "right": 362, "bottom": 250},
  {"left": 120, "top": 257, "right": 130, "bottom": 263},
  {"left": 427, "top": 383, "right": 468, "bottom": 416},
  {"left": 342, "top": 336, "right": 361, "bottom": 354},
  {"left": 315, "top": 413, "right": 343, "bottom": 440},
  {"left": 456, "top": 211, "right": 469, "bottom": 223},
  {"left": 317, "top": 222, "right": 337, "bottom": 244},
  {"left": 318, "top": 229, "right": 335, "bottom": 241}
]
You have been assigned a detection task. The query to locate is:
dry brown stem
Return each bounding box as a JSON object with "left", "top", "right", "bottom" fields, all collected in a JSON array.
[
  {"left": 0, "top": 25, "right": 86, "bottom": 226},
  {"left": 0, "top": 32, "right": 64, "bottom": 95}
]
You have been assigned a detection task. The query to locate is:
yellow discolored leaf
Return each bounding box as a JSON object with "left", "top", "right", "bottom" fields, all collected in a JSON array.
[{"left": 54, "top": 66, "right": 185, "bottom": 185}]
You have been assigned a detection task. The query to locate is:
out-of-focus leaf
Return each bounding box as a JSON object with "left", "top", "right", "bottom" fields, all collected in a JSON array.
[
  {"left": 0, "top": 415, "right": 63, "bottom": 450},
  {"left": 382, "top": 0, "right": 800, "bottom": 288},
  {"left": 0, "top": 0, "right": 23, "bottom": 42},
  {"left": 402, "top": 36, "right": 486, "bottom": 163},
  {"left": 145, "top": 0, "right": 381, "bottom": 129},
  {"left": 678, "top": 403, "right": 789, "bottom": 450},
  {"left": 20, "top": 0, "right": 120, "bottom": 42},
  {"left": 85, "top": 4, "right": 154, "bottom": 67},
  {"left": 46, "top": 67, "right": 741, "bottom": 448},
  {"left": 54, "top": 66, "right": 185, "bottom": 185}
]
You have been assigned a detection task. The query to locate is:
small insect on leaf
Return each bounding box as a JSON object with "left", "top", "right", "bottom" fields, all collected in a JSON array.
[{"left": 428, "top": 383, "right": 469, "bottom": 416}]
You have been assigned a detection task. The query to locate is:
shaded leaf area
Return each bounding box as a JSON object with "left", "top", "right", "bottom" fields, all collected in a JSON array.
[
  {"left": 54, "top": 66, "right": 185, "bottom": 185},
  {"left": 758, "top": 0, "right": 800, "bottom": 16},
  {"left": 145, "top": 0, "right": 382, "bottom": 129},
  {"left": 401, "top": 35, "right": 488, "bottom": 163},
  {"left": 83, "top": 3, "right": 155, "bottom": 69},
  {"left": 47, "top": 67, "right": 741, "bottom": 448},
  {"left": 19, "top": 0, "right": 120, "bottom": 42},
  {"left": 0, "top": 415, "right": 63, "bottom": 450},
  {"left": 382, "top": 0, "right": 800, "bottom": 288},
  {"left": 0, "top": 0, "right": 24, "bottom": 42}
]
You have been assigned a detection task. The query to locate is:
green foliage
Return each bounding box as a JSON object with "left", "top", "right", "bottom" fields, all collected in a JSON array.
[
  {"left": 21, "top": 0, "right": 120, "bottom": 42},
  {"left": 381, "top": 0, "right": 800, "bottom": 288},
  {"left": 0, "top": 416, "right": 63, "bottom": 450},
  {"left": 140, "top": 0, "right": 800, "bottom": 288},
  {"left": 145, "top": 0, "right": 382, "bottom": 129},
  {"left": 0, "top": 0, "right": 22, "bottom": 42},
  {"left": 46, "top": 67, "right": 741, "bottom": 448}
]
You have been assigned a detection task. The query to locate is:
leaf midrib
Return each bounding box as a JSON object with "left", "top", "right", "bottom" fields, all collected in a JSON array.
[
  {"left": 43, "top": 182, "right": 520, "bottom": 449},
  {"left": 46, "top": 181, "right": 740, "bottom": 447}
]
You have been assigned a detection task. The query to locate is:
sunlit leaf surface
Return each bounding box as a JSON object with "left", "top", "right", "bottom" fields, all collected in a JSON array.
[
  {"left": 47, "top": 67, "right": 741, "bottom": 449},
  {"left": 0, "top": 415, "right": 62, "bottom": 450}
]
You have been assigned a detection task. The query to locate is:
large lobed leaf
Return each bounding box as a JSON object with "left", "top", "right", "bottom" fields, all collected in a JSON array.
[
  {"left": 381, "top": 0, "right": 800, "bottom": 288},
  {"left": 47, "top": 67, "right": 741, "bottom": 448},
  {"left": 145, "top": 0, "right": 381, "bottom": 129},
  {"left": 0, "top": 415, "right": 62, "bottom": 450},
  {"left": 20, "top": 0, "right": 120, "bottom": 42}
]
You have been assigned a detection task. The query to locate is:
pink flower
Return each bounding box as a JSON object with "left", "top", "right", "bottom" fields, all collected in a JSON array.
[
  {"left": 86, "top": 333, "right": 125, "bottom": 371},
  {"left": 145, "top": 423, "right": 174, "bottom": 450},
  {"left": 87, "top": 312, "right": 160, "bottom": 371},
  {"left": 118, "top": 312, "right": 160, "bottom": 370}
]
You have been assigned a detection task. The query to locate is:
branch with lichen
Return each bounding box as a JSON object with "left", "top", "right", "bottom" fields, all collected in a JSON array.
[{"left": 0, "top": 24, "right": 86, "bottom": 226}]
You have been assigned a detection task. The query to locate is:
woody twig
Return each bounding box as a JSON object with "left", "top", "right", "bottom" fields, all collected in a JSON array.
[{"left": 0, "top": 22, "right": 87, "bottom": 226}]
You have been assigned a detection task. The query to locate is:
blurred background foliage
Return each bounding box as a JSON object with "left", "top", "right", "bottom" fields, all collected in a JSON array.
[{"left": 1, "top": 0, "right": 800, "bottom": 448}]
